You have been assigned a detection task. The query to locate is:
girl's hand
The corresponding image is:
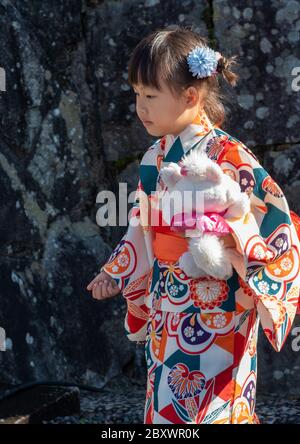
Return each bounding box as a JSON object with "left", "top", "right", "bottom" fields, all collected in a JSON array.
[
  {"left": 221, "top": 233, "right": 237, "bottom": 248},
  {"left": 86, "top": 271, "right": 120, "bottom": 300}
]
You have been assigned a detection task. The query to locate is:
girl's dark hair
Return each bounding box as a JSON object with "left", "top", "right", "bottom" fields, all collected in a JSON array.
[{"left": 128, "top": 25, "right": 239, "bottom": 128}]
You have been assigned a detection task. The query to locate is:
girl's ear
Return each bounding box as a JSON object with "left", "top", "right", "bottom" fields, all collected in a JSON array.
[{"left": 160, "top": 163, "right": 182, "bottom": 189}]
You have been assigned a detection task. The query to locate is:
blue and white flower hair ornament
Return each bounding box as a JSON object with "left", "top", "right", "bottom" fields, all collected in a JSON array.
[{"left": 187, "top": 46, "right": 222, "bottom": 79}]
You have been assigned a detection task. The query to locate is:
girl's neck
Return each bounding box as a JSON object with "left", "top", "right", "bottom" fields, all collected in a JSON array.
[{"left": 169, "top": 109, "right": 204, "bottom": 138}]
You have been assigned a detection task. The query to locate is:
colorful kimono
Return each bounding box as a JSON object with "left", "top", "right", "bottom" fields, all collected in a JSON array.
[{"left": 102, "top": 109, "right": 300, "bottom": 424}]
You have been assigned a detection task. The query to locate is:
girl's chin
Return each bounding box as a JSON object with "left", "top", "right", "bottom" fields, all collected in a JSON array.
[{"left": 145, "top": 126, "right": 161, "bottom": 136}]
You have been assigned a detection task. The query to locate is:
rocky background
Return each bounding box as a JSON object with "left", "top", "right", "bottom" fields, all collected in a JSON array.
[{"left": 0, "top": 0, "right": 299, "bottom": 398}]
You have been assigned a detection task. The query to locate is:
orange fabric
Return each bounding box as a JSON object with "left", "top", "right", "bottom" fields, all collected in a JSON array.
[
  {"left": 290, "top": 210, "right": 300, "bottom": 314},
  {"left": 291, "top": 210, "right": 300, "bottom": 239},
  {"left": 152, "top": 230, "right": 189, "bottom": 263}
]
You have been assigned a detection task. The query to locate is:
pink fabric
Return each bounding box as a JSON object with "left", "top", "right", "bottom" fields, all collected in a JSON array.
[{"left": 170, "top": 210, "right": 231, "bottom": 236}]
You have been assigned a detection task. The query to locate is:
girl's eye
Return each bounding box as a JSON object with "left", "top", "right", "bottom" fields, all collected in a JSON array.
[{"left": 134, "top": 92, "right": 155, "bottom": 99}]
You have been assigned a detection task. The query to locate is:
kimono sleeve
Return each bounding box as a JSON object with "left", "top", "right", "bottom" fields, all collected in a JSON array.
[
  {"left": 101, "top": 178, "right": 152, "bottom": 343},
  {"left": 219, "top": 140, "right": 300, "bottom": 352}
]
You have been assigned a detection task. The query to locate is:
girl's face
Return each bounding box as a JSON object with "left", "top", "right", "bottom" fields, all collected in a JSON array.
[{"left": 133, "top": 79, "right": 201, "bottom": 138}]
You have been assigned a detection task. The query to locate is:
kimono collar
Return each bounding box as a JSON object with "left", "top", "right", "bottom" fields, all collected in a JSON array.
[{"left": 160, "top": 108, "right": 215, "bottom": 161}]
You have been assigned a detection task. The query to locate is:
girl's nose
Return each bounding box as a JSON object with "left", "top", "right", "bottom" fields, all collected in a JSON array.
[{"left": 137, "top": 102, "right": 147, "bottom": 114}]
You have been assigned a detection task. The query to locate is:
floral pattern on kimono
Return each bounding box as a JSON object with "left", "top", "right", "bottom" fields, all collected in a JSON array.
[
  {"left": 102, "top": 172, "right": 154, "bottom": 342},
  {"left": 214, "top": 135, "right": 300, "bottom": 352},
  {"left": 100, "top": 109, "right": 300, "bottom": 424}
]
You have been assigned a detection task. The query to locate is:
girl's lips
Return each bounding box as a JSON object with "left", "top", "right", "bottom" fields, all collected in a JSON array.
[{"left": 142, "top": 120, "right": 153, "bottom": 126}]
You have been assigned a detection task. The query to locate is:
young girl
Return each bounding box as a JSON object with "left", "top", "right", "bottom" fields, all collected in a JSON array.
[{"left": 86, "top": 26, "right": 300, "bottom": 424}]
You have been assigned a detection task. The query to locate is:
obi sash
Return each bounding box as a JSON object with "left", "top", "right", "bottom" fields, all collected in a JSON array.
[{"left": 152, "top": 229, "right": 189, "bottom": 264}]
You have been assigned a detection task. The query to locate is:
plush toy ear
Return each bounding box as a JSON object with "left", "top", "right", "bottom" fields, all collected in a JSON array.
[
  {"left": 160, "top": 163, "right": 182, "bottom": 189},
  {"left": 188, "top": 161, "right": 223, "bottom": 184},
  {"left": 180, "top": 150, "right": 223, "bottom": 184}
]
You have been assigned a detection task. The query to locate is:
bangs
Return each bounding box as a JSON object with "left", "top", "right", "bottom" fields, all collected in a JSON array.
[
  {"left": 128, "top": 32, "right": 176, "bottom": 92},
  {"left": 128, "top": 48, "right": 164, "bottom": 92}
]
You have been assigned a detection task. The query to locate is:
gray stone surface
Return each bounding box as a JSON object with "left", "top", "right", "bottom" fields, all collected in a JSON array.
[
  {"left": 0, "top": 0, "right": 148, "bottom": 386},
  {"left": 214, "top": 0, "right": 300, "bottom": 147},
  {"left": 0, "top": 0, "right": 299, "bottom": 398},
  {"left": 41, "top": 377, "right": 300, "bottom": 424},
  {"left": 0, "top": 385, "right": 80, "bottom": 424}
]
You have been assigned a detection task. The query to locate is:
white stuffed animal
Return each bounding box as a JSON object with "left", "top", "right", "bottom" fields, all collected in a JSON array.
[{"left": 159, "top": 149, "right": 250, "bottom": 280}]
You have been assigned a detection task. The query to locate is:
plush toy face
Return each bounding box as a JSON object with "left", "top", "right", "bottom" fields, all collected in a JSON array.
[
  {"left": 158, "top": 150, "right": 250, "bottom": 280},
  {"left": 159, "top": 150, "right": 241, "bottom": 216}
]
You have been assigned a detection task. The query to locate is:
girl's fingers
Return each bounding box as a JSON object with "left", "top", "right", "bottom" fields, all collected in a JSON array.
[
  {"left": 91, "top": 283, "right": 99, "bottom": 299},
  {"left": 106, "top": 282, "right": 115, "bottom": 297},
  {"left": 103, "top": 281, "right": 113, "bottom": 298},
  {"left": 87, "top": 272, "right": 108, "bottom": 290},
  {"left": 111, "top": 280, "right": 118, "bottom": 289},
  {"left": 87, "top": 280, "right": 94, "bottom": 291},
  {"left": 96, "top": 281, "right": 109, "bottom": 299},
  {"left": 103, "top": 281, "right": 117, "bottom": 298},
  {"left": 111, "top": 284, "right": 119, "bottom": 295},
  {"left": 91, "top": 280, "right": 118, "bottom": 300},
  {"left": 96, "top": 283, "right": 104, "bottom": 299},
  {"left": 99, "top": 281, "right": 108, "bottom": 299},
  {"left": 222, "top": 233, "right": 236, "bottom": 248},
  {"left": 87, "top": 275, "right": 100, "bottom": 290},
  {"left": 93, "top": 282, "right": 103, "bottom": 299}
]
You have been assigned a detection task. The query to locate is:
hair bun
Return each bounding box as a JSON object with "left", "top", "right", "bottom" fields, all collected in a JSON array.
[
  {"left": 216, "top": 55, "right": 228, "bottom": 73},
  {"left": 216, "top": 54, "right": 238, "bottom": 86}
]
